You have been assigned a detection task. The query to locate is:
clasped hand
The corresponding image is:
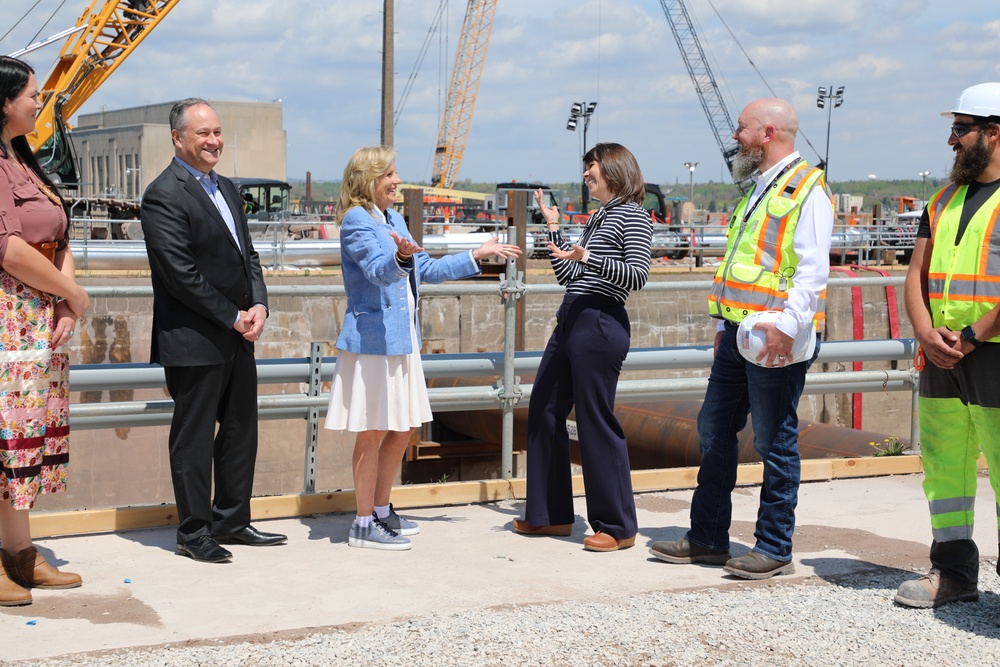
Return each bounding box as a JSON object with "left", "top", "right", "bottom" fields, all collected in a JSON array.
[
  {"left": 234, "top": 304, "right": 267, "bottom": 341},
  {"left": 917, "top": 326, "right": 966, "bottom": 370}
]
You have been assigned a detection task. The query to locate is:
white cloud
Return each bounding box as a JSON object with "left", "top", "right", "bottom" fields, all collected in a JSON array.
[{"left": 0, "top": 0, "right": 994, "bottom": 185}]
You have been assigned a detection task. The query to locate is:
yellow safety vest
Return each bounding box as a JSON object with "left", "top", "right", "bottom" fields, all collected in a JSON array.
[
  {"left": 926, "top": 183, "right": 1000, "bottom": 341},
  {"left": 708, "top": 161, "right": 830, "bottom": 330}
]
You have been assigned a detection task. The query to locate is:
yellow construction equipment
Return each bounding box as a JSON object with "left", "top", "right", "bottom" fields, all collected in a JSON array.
[
  {"left": 430, "top": 0, "right": 497, "bottom": 189},
  {"left": 28, "top": 0, "right": 180, "bottom": 187}
]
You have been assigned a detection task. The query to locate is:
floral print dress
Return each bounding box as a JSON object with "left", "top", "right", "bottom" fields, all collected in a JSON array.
[{"left": 0, "top": 155, "right": 71, "bottom": 509}]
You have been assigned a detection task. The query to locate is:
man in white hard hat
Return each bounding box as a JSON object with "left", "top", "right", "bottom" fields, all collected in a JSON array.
[
  {"left": 896, "top": 82, "right": 1000, "bottom": 611},
  {"left": 649, "top": 98, "right": 834, "bottom": 579}
]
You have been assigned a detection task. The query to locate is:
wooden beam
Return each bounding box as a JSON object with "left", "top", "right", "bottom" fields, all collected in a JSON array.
[{"left": 27, "top": 454, "right": 948, "bottom": 538}]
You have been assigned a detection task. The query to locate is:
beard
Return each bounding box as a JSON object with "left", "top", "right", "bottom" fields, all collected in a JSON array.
[
  {"left": 949, "top": 131, "right": 991, "bottom": 185},
  {"left": 731, "top": 141, "right": 764, "bottom": 182}
]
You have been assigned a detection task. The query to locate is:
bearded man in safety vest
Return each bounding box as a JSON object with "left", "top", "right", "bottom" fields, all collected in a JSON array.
[
  {"left": 649, "top": 98, "right": 834, "bottom": 579},
  {"left": 896, "top": 83, "right": 1000, "bottom": 610}
]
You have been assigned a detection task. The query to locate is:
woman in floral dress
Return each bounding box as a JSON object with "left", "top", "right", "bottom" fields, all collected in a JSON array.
[{"left": 0, "top": 56, "right": 91, "bottom": 606}]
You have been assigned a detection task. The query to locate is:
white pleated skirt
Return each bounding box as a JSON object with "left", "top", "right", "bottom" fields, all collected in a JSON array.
[{"left": 324, "top": 288, "right": 433, "bottom": 433}]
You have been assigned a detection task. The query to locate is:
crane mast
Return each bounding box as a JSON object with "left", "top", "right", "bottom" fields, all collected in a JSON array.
[
  {"left": 431, "top": 0, "right": 497, "bottom": 189},
  {"left": 29, "top": 0, "right": 180, "bottom": 185},
  {"left": 658, "top": 0, "right": 740, "bottom": 183}
]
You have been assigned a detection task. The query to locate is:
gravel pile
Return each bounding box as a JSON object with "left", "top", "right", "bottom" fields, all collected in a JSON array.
[{"left": 15, "top": 566, "right": 1000, "bottom": 667}]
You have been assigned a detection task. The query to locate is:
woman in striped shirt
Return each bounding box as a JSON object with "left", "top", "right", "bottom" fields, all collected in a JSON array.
[{"left": 514, "top": 143, "right": 653, "bottom": 552}]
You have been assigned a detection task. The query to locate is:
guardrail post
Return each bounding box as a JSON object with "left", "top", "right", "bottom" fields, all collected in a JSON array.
[
  {"left": 909, "top": 365, "right": 921, "bottom": 455},
  {"left": 303, "top": 342, "right": 323, "bottom": 493},
  {"left": 499, "top": 223, "right": 525, "bottom": 480}
]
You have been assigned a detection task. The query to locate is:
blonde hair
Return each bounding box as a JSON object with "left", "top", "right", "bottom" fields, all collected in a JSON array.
[{"left": 338, "top": 145, "right": 397, "bottom": 222}]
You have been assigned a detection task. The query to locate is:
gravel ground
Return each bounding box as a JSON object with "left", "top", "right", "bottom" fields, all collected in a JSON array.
[{"left": 12, "top": 564, "right": 1000, "bottom": 667}]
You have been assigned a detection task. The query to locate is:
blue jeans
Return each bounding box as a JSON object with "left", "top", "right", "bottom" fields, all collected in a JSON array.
[{"left": 687, "top": 321, "right": 819, "bottom": 561}]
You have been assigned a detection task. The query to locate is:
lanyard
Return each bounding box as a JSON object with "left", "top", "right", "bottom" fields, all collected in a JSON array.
[{"left": 740, "top": 157, "right": 802, "bottom": 229}]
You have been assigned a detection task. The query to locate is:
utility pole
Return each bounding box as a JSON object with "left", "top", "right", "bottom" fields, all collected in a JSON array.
[{"left": 381, "top": 0, "right": 394, "bottom": 148}]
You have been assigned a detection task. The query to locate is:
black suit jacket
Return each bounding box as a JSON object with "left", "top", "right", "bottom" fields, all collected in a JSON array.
[{"left": 140, "top": 159, "right": 267, "bottom": 367}]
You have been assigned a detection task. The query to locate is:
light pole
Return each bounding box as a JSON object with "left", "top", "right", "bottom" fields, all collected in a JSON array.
[
  {"left": 816, "top": 85, "right": 844, "bottom": 177},
  {"left": 566, "top": 101, "right": 597, "bottom": 209},
  {"left": 125, "top": 166, "right": 142, "bottom": 200},
  {"left": 918, "top": 170, "right": 930, "bottom": 200},
  {"left": 684, "top": 161, "right": 698, "bottom": 222}
]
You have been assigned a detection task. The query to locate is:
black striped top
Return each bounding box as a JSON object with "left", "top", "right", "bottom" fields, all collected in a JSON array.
[{"left": 549, "top": 198, "right": 653, "bottom": 303}]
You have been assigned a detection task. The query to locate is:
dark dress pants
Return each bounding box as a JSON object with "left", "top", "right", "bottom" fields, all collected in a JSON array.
[
  {"left": 163, "top": 343, "right": 259, "bottom": 544},
  {"left": 525, "top": 294, "right": 638, "bottom": 539}
]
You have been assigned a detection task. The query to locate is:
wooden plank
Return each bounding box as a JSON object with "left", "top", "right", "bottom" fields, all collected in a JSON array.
[{"left": 27, "top": 453, "right": 965, "bottom": 539}]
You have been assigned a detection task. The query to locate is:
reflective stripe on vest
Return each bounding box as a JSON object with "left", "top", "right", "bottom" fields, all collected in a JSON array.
[
  {"left": 708, "top": 162, "right": 831, "bottom": 329},
  {"left": 927, "top": 182, "right": 1000, "bottom": 342}
]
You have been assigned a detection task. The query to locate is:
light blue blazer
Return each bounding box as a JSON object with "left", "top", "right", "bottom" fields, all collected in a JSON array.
[{"left": 336, "top": 205, "right": 481, "bottom": 355}]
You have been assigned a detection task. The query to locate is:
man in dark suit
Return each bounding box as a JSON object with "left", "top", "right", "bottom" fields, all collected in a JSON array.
[{"left": 140, "top": 98, "right": 286, "bottom": 563}]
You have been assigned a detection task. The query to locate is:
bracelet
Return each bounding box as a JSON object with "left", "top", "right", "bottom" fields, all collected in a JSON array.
[{"left": 395, "top": 251, "right": 410, "bottom": 264}]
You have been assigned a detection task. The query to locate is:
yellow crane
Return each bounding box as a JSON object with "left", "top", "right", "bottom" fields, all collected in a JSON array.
[
  {"left": 430, "top": 0, "right": 497, "bottom": 189},
  {"left": 27, "top": 0, "right": 180, "bottom": 187}
]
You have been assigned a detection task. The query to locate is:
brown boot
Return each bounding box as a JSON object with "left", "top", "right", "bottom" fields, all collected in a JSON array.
[
  {"left": 1, "top": 546, "right": 82, "bottom": 590},
  {"left": 0, "top": 568, "right": 31, "bottom": 606}
]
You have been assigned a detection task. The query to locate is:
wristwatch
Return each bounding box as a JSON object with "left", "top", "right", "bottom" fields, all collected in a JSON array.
[{"left": 961, "top": 325, "right": 982, "bottom": 347}]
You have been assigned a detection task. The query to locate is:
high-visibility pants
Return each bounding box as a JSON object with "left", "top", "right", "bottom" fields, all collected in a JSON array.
[{"left": 919, "top": 343, "right": 1000, "bottom": 585}]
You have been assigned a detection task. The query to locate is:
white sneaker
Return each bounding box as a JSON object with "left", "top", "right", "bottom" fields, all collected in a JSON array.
[{"left": 348, "top": 518, "right": 411, "bottom": 551}]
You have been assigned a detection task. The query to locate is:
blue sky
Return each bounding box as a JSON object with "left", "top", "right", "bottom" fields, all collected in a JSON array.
[{"left": 2, "top": 0, "right": 999, "bottom": 186}]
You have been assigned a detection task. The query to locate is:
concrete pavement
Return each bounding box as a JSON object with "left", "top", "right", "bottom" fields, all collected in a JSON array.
[{"left": 4, "top": 473, "right": 998, "bottom": 663}]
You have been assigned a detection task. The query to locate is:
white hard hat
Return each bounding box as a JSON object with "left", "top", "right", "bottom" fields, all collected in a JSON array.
[
  {"left": 941, "top": 82, "right": 1000, "bottom": 119},
  {"left": 736, "top": 310, "right": 816, "bottom": 368}
]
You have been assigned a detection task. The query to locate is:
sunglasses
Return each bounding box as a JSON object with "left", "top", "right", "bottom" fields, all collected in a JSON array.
[{"left": 951, "top": 122, "right": 983, "bottom": 138}]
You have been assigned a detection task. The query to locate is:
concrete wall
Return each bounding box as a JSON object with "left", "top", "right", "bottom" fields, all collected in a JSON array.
[{"left": 34, "top": 265, "right": 914, "bottom": 512}]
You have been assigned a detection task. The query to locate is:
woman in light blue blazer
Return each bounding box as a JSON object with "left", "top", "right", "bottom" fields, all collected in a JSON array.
[{"left": 325, "top": 146, "right": 520, "bottom": 551}]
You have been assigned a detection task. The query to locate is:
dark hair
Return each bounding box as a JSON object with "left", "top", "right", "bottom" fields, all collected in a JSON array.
[
  {"left": 169, "top": 97, "right": 213, "bottom": 132},
  {"left": 0, "top": 56, "right": 70, "bottom": 224},
  {"left": 582, "top": 143, "right": 645, "bottom": 205}
]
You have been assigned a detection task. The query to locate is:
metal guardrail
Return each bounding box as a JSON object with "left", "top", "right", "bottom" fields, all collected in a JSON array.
[
  {"left": 73, "top": 263, "right": 918, "bottom": 491},
  {"left": 68, "top": 217, "right": 918, "bottom": 270}
]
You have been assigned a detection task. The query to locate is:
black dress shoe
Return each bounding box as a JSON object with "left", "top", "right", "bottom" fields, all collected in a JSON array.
[
  {"left": 214, "top": 525, "right": 287, "bottom": 546},
  {"left": 177, "top": 536, "right": 232, "bottom": 563}
]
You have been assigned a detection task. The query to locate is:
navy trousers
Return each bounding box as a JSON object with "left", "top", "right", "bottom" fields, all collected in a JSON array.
[{"left": 524, "top": 293, "right": 638, "bottom": 539}]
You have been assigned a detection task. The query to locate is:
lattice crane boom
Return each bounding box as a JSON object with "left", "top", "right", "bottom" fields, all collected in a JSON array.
[
  {"left": 28, "top": 0, "right": 179, "bottom": 184},
  {"left": 431, "top": 0, "right": 497, "bottom": 189},
  {"left": 659, "top": 0, "right": 741, "bottom": 184}
]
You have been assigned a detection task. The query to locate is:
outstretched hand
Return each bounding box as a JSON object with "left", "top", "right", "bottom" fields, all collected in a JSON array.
[
  {"left": 473, "top": 236, "right": 522, "bottom": 261},
  {"left": 390, "top": 231, "right": 424, "bottom": 260},
  {"left": 534, "top": 189, "right": 560, "bottom": 225},
  {"left": 547, "top": 242, "right": 585, "bottom": 261}
]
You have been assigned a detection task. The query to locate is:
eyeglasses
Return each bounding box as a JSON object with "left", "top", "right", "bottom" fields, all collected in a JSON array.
[{"left": 951, "top": 122, "right": 982, "bottom": 138}]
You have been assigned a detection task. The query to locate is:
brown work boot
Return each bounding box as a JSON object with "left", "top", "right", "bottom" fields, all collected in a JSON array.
[
  {"left": 0, "top": 568, "right": 31, "bottom": 606},
  {"left": 894, "top": 570, "right": 978, "bottom": 609},
  {"left": 1, "top": 546, "right": 83, "bottom": 590},
  {"left": 649, "top": 537, "right": 730, "bottom": 565},
  {"left": 723, "top": 551, "right": 795, "bottom": 580}
]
